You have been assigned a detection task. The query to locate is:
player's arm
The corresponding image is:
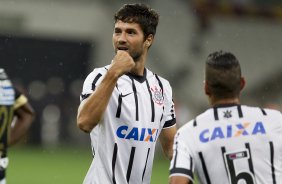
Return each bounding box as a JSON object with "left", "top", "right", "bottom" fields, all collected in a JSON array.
[
  {"left": 77, "top": 50, "right": 135, "bottom": 133},
  {"left": 9, "top": 93, "right": 35, "bottom": 146},
  {"left": 159, "top": 125, "right": 177, "bottom": 160},
  {"left": 169, "top": 176, "right": 191, "bottom": 184}
]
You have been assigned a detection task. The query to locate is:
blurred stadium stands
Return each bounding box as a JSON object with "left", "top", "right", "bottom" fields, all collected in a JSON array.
[{"left": 1, "top": 0, "right": 282, "bottom": 146}]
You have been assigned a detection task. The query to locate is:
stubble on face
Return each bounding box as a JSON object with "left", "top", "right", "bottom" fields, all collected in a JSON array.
[{"left": 113, "top": 21, "right": 146, "bottom": 62}]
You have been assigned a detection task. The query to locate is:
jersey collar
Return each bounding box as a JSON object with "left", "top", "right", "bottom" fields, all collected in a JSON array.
[{"left": 126, "top": 68, "right": 147, "bottom": 83}]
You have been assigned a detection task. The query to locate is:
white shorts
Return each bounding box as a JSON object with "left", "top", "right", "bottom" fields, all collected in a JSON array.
[{"left": 0, "top": 178, "right": 6, "bottom": 184}]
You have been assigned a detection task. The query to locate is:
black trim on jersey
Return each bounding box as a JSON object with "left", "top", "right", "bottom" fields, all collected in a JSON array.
[
  {"left": 80, "top": 94, "right": 91, "bottom": 101},
  {"left": 116, "top": 94, "right": 122, "bottom": 118},
  {"left": 171, "top": 104, "right": 175, "bottom": 119},
  {"left": 237, "top": 105, "right": 243, "bottom": 118},
  {"left": 221, "top": 147, "right": 229, "bottom": 177},
  {"left": 91, "top": 73, "right": 102, "bottom": 91},
  {"left": 213, "top": 107, "right": 219, "bottom": 120},
  {"left": 193, "top": 119, "right": 197, "bottom": 127},
  {"left": 171, "top": 133, "right": 180, "bottom": 169},
  {"left": 270, "top": 141, "right": 276, "bottom": 184},
  {"left": 163, "top": 118, "right": 176, "bottom": 128},
  {"left": 145, "top": 79, "right": 155, "bottom": 122},
  {"left": 126, "top": 69, "right": 147, "bottom": 83},
  {"left": 173, "top": 140, "right": 178, "bottom": 168},
  {"left": 91, "top": 146, "right": 95, "bottom": 157},
  {"left": 170, "top": 133, "right": 194, "bottom": 178},
  {"left": 199, "top": 152, "right": 211, "bottom": 184},
  {"left": 142, "top": 148, "right": 151, "bottom": 181},
  {"left": 189, "top": 156, "right": 193, "bottom": 177},
  {"left": 127, "top": 147, "right": 136, "bottom": 182},
  {"left": 170, "top": 168, "right": 193, "bottom": 179},
  {"left": 213, "top": 104, "right": 243, "bottom": 120},
  {"left": 245, "top": 143, "right": 255, "bottom": 176},
  {"left": 129, "top": 76, "right": 139, "bottom": 121},
  {"left": 261, "top": 108, "right": 267, "bottom": 116},
  {"left": 160, "top": 106, "right": 164, "bottom": 122},
  {"left": 112, "top": 143, "right": 118, "bottom": 184},
  {"left": 154, "top": 74, "right": 164, "bottom": 97}
]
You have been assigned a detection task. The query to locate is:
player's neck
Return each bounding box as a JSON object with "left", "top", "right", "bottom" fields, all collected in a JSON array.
[
  {"left": 210, "top": 98, "right": 240, "bottom": 107},
  {"left": 130, "top": 55, "right": 146, "bottom": 76}
]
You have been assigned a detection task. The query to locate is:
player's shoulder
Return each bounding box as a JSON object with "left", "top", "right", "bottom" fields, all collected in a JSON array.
[
  {"left": 146, "top": 68, "right": 171, "bottom": 87},
  {"left": 261, "top": 107, "right": 282, "bottom": 118},
  {"left": 84, "top": 65, "right": 110, "bottom": 80},
  {"left": 243, "top": 105, "right": 282, "bottom": 118},
  {"left": 89, "top": 65, "right": 110, "bottom": 75},
  {"left": 177, "top": 108, "right": 217, "bottom": 133},
  {"left": 177, "top": 118, "right": 197, "bottom": 135}
]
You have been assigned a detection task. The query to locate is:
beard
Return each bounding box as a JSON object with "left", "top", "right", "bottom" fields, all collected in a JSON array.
[
  {"left": 130, "top": 51, "right": 142, "bottom": 62},
  {"left": 114, "top": 47, "right": 143, "bottom": 62}
]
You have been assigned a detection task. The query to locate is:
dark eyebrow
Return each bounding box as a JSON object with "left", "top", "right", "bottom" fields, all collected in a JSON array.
[{"left": 126, "top": 28, "right": 137, "bottom": 33}]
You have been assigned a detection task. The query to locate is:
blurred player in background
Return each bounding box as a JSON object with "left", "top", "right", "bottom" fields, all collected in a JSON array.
[
  {"left": 169, "top": 51, "right": 282, "bottom": 184},
  {"left": 77, "top": 3, "right": 177, "bottom": 184},
  {"left": 0, "top": 68, "right": 35, "bottom": 184}
]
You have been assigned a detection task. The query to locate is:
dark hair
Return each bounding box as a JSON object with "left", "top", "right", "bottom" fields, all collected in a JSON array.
[
  {"left": 205, "top": 51, "right": 242, "bottom": 99},
  {"left": 114, "top": 3, "right": 159, "bottom": 39}
]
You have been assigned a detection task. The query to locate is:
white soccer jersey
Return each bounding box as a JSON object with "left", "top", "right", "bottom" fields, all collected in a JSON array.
[
  {"left": 170, "top": 104, "right": 282, "bottom": 184},
  {"left": 80, "top": 65, "right": 176, "bottom": 184}
]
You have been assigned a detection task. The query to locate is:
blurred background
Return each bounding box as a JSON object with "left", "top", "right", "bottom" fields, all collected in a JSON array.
[{"left": 1, "top": 0, "right": 282, "bottom": 183}]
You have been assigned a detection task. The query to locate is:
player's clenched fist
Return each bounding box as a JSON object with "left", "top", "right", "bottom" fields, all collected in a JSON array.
[{"left": 110, "top": 50, "right": 135, "bottom": 77}]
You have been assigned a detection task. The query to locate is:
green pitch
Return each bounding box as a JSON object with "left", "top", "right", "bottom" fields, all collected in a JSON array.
[{"left": 7, "top": 146, "right": 171, "bottom": 184}]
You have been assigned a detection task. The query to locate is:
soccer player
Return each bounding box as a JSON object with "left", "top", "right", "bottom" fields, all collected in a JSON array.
[
  {"left": 77, "top": 3, "right": 177, "bottom": 184},
  {"left": 169, "top": 51, "right": 282, "bottom": 184},
  {"left": 0, "top": 68, "right": 35, "bottom": 184}
]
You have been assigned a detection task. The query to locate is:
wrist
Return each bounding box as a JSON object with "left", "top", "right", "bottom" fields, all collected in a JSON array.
[{"left": 106, "top": 68, "right": 121, "bottom": 80}]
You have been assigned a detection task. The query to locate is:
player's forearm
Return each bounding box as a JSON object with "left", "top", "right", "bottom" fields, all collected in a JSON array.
[
  {"left": 160, "top": 126, "right": 177, "bottom": 160},
  {"left": 9, "top": 106, "right": 35, "bottom": 146},
  {"left": 77, "top": 70, "right": 119, "bottom": 133}
]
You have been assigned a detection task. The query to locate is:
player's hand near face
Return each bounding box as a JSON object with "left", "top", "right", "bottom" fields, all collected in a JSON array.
[
  {"left": 110, "top": 50, "right": 135, "bottom": 77},
  {"left": 77, "top": 50, "right": 135, "bottom": 133}
]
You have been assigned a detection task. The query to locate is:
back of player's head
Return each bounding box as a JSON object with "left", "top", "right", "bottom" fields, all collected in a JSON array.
[
  {"left": 205, "top": 50, "right": 242, "bottom": 99},
  {"left": 114, "top": 3, "right": 159, "bottom": 39}
]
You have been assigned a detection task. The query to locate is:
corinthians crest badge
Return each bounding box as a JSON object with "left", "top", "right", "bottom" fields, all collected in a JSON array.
[{"left": 150, "top": 86, "right": 164, "bottom": 105}]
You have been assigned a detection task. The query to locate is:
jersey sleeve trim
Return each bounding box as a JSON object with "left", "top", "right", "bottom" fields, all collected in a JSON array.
[
  {"left": 163, "top": 118, "right": 176, "bottom": 129},
  {"left": 169, "top": 168, "right": 194, "bottom": 180},
  {"left": 14, "top": 94, "right": 28, "bottom": 109},
  {"left": 80, "top": 94, "right": 91, "bottom": 101}
]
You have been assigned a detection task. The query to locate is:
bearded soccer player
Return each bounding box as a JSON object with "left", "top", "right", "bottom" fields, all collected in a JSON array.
[
  {"left": 0, "top": 68, "right": 35, "bottom": 184},
  {"left": 169, "top": 51, "right": 282, "bottom": 184},
  {"left": 77, "top": 3, "right": 177, "bottom": 184}
]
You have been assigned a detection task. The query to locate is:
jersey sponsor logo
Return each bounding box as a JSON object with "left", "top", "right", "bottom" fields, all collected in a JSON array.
[
  {"left": 199, "top": 121, "right": 266, "bottom": 143},
  {"left": 116, "top": 125, "right": 159, "bottom": 142},
  {"left": 150, "top": 86, "right": 164, "bottom": 105}
]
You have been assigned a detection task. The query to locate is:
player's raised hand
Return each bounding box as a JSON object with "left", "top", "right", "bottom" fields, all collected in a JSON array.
[{"left": 110, "top": 50, "right": 135, "bottom": 77}]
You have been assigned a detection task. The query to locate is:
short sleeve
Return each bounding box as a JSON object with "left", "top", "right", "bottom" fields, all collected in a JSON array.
[
  {"left": 169, "top": 129, "right": 195, "bottom": 182},
  {"left": 80, "top": 68, "right": 107, "bottom": 102},
  {"left": 162, "top": 80, "right": 176, "bottom": 129}
]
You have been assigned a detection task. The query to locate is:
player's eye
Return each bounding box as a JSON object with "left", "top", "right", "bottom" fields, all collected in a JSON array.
[
  {"left": 127, "top": 29, "right": 137, "bottom": 35},
  {"left": 114, "top": 28, "right": 122, "bottom": 34}
]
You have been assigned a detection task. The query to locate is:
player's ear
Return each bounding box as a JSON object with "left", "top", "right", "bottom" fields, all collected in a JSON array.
[
  {"left": 204, "top": 80, "right": 210, "bottom": 96},
  {"left": 240, "top": 77, "right": 246, "bottom": 91},
  {"left": 145, "top": 34, "right": 153, "bottom": 47}
]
